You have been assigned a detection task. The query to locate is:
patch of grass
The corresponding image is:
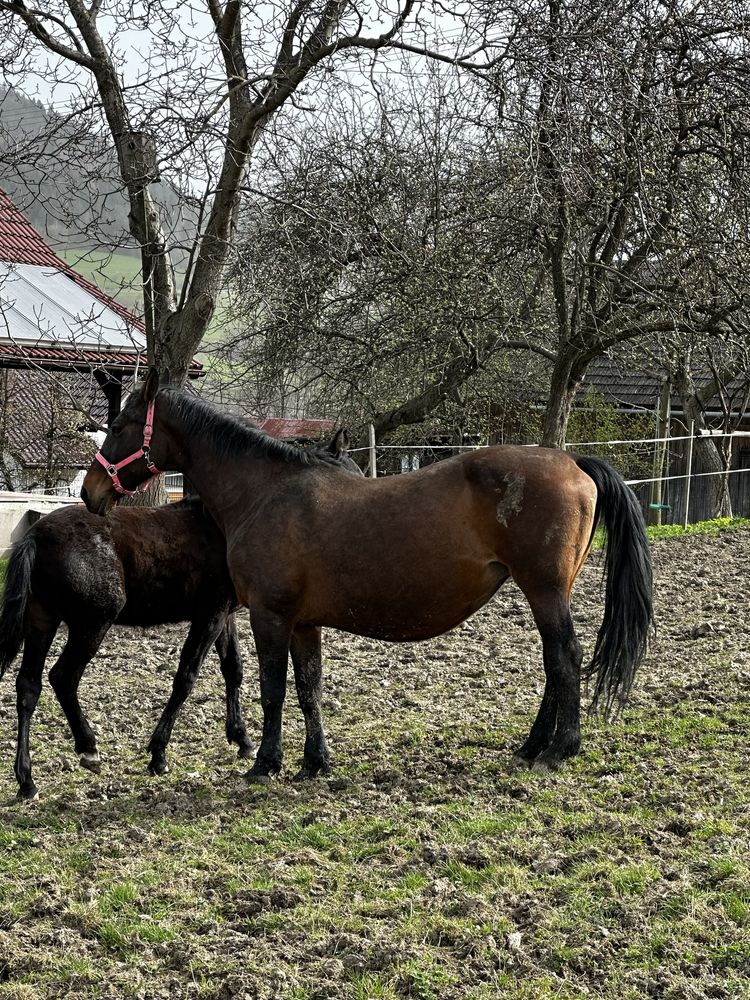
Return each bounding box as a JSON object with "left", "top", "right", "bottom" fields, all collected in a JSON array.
[
  {"left": 646, "top": 516, "right": 750, "bottom": 541},
  {"left": 56, "top": 247, "right": 143, "bottom": 312}
]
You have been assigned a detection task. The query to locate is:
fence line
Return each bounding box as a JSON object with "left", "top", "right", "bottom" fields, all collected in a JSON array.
[
  {"left": 15, "top": 428, "right": 749, "bottom": 525},
  {"left": 355, "top": 426, "right": 750, "bottom": 525},
  {"left": 350, "top": 428, "right": 747, "bottom": 453}
]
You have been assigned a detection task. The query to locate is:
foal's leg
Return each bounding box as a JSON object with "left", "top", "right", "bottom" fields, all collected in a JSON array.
[
  {"left": 514, "top": 587, "right": 583, "bottom": 771},
  {"left": 147, "top": 611, "right": 227, "bottom": 775},
  {"left": 14, "top": 613, "right": 59, "bottom": 800},
  {"left": 245, "top": 608, "right": 291, "bottom": 782},
  {"left": 290, "top": 625, "right": 331, "bottom": 780},
  {"left": 48, "top": 623, "right": 111, "bottom": 773},
  {"left": 214, "top": 615, "right": 254, "bottom": 760}
]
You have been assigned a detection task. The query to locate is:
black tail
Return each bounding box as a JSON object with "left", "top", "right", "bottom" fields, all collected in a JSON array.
[
  {"left": 0, "top": 534, "right": 36, "bottom": 678},
  {"left": 575, "top": 455, "right": 653, "bottom": 716}
]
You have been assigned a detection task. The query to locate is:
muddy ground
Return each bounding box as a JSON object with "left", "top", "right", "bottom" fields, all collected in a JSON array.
[{"left": 0, "top": 530, "right": 749, "bottom": 999}]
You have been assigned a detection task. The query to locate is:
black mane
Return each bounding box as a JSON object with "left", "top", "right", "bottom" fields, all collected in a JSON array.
[{"left": 162, "top": 389, "right": 341, "bottom": 469}]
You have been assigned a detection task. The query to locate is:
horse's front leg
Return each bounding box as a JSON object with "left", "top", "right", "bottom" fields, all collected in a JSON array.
[
  {"left": 290, "top": 625, "right": 331, "bottom": 780},
  {"left": 245, "top": 608, "right": 292, "bottom": 782},
  {"left": 147, "top": 610, "right": 227, "bottom": 775}
]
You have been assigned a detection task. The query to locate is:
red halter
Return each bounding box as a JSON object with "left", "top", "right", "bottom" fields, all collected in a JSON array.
[{"left": 95, "top": 398, "right": 162, "bottom": 496}]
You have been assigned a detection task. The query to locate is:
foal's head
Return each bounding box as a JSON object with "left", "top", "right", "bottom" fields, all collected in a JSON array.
[{"left": 81, "top": 368, "right": 173, "bottom": 515}]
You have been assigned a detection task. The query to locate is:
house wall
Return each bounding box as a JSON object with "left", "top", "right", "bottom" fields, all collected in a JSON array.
[{"left": 0, "top": 491, "right": 80, "bottom": 559}]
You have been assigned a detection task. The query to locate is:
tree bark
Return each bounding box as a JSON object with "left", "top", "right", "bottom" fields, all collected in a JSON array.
[{"left": 540, "top": 351, "right": 588, "bottom": 449}]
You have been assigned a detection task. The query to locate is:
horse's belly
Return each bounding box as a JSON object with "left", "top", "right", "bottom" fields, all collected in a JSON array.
[{"left": 309, "top": 561, "right": 509, "bottom": 642}]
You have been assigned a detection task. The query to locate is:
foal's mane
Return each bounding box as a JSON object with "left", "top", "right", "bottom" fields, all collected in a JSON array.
[{"left": 162, "top": 388, "right": 340, "bottom": 469}]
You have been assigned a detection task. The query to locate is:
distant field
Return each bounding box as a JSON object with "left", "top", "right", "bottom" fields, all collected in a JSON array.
[{"left": 57, "top": 248, "right": 144, "bottom": 313}]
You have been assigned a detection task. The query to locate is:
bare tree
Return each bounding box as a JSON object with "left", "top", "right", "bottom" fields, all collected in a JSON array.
[
  {"left": 0, "top": 0, "right": 462, "bottom": 386},
  {"left": 217, "top": 75, "right": 544, "bottom": 439},
  {"left": 474, "top": 0, "right": 750, "bottom": 446},
  {"left": 218, "top": 0, "right": 750, "bottom": 448}
]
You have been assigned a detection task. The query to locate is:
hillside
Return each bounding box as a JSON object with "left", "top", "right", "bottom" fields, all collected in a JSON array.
[{"left": 0, "top": 87, "right": 194, "bottom": 314}]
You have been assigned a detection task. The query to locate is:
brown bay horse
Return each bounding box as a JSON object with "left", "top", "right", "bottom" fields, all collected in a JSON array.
[
  {"left": 1, "top": 430, "right": 359, "bottom": 799},
  {"left": 82, "top": 370, "right": 653, "bottom": 782}
]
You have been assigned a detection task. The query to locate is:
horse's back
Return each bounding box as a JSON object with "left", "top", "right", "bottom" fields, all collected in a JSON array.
[
  {"left": 108, "top": 502, "right": 235, "bottom": 625},
  {"left": 27, "top": 501, "right": 234, "bottom": 627}
]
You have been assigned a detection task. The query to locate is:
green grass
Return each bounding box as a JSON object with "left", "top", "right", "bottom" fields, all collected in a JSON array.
[
  {"left": 591, "top": 514, "right": 750, "bottom": 548},
  {"left": 645, "top": 515, "right": 750, "bottom": 541}
]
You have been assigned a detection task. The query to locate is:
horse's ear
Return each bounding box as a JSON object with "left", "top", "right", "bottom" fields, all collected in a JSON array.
[
  {"left": 143, "top": 366, "right": 160, "bottom": 402},
  {"left": 327, "top": 428, "right": 351, "bottom": 458}
]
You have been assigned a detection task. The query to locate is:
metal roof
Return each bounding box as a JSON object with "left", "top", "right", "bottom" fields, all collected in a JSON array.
[
  {"left": 0, "top": 261, "right": 145, "bottom": 351},
  {"left": 0, "top": 188, "right": 143, "bottom": 331},
  {"left": 0, "top": 189, "right": 201, "bottom": 376}
]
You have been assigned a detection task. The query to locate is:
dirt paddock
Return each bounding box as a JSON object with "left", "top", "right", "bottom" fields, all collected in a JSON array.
[{"left": 1, "top": 530, "right": 749, "bottom": 999}]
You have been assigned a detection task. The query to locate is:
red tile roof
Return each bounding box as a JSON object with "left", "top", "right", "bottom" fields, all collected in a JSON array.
[
  {"left": 2, "top": 369, "right": 98, "bottom": 468},
  {"left": 257, "top": 417, "right": 335, "bottom": 440},
  {"left": 0, "top": 342, "right": 148, "bottom": 369},
  {"left": 0, "top": 189, "right": 144, "bottom": 330}
]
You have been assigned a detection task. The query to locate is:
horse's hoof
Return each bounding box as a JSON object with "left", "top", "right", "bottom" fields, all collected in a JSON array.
[
  {"left": 244, "top": 759, "right": 280, "bottom": 784},
  {"left": 531, "top": 755, "right": 561, "bottom": 775},
  {"left": 237, "top": 744, "right": 255, "bottom": 761},
  {"left": 148, "top": 760, "right": 169, "bottom": 776},
  {"left": 79, "top": 752, "right": 102, "bottom": 774},
  {"left": 244, "top": 770, "right": 273, "bottom": 785},
  {"left": 510, "top": 752, "right": 533, "bottom": 770},
  {"left": 17, "top": 784, "right": 39, "bottom": 801}
]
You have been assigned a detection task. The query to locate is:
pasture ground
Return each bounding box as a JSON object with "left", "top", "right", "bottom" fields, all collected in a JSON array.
[{"left": 0, "top": 529, "right": 749, "bottom": 999}]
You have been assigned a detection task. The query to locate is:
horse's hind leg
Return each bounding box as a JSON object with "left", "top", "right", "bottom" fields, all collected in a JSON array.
[
  {"left": 48, "top": 623, "right": 111, "bottom": 773},
  {"left": 147, "top": 612, "right": 226, "bottom": 775},
  {"left": 214, "top": 615, "right": 254, "bottom": 760},
  {"left": 290, "top": 625, "right": 330, "bottom": 780},
  {"left": 514, "top": 586, "right": 583, "bottom": 772},
  {"left": 14, "top": 608, "right": 59, "bottom": 800}
]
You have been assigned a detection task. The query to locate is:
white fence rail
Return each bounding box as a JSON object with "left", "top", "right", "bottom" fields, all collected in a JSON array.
[{"left": 355, "top": 426, "right": 750, "bottom": 526}]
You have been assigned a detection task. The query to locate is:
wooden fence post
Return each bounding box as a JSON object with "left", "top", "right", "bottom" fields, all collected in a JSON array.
[
  {"left": 368, "top": 424, "right": 377, "bottom": 478},
  {"left": 683, "top": 421, "right": 695, "bottom": 528}
]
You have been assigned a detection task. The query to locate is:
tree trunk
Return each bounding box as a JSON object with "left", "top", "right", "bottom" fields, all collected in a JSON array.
[
  {"left": 540, "top": 351, "right": 586, "bottom": 449},
  {"left": 118, "top": 480, "right": 169, "bottom": 508},
  {"left": 673, "top": 368, "right": 731, "bottom": 518}
]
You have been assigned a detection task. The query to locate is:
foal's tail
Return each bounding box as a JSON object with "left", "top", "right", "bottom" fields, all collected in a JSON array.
[
  {"left": 0, "top": 534, "right": 36, "bottom": 679},
  {"left": 575, "top": 455, "right": 653, "bottom": 716}
]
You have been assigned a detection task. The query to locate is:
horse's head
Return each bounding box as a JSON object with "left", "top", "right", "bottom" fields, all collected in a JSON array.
[
  {"left": 81, "top": 367, "right": 173, "bottom": 515},
  {"left": 324, "top": 428, "right": 364, "bottom": 477}
]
